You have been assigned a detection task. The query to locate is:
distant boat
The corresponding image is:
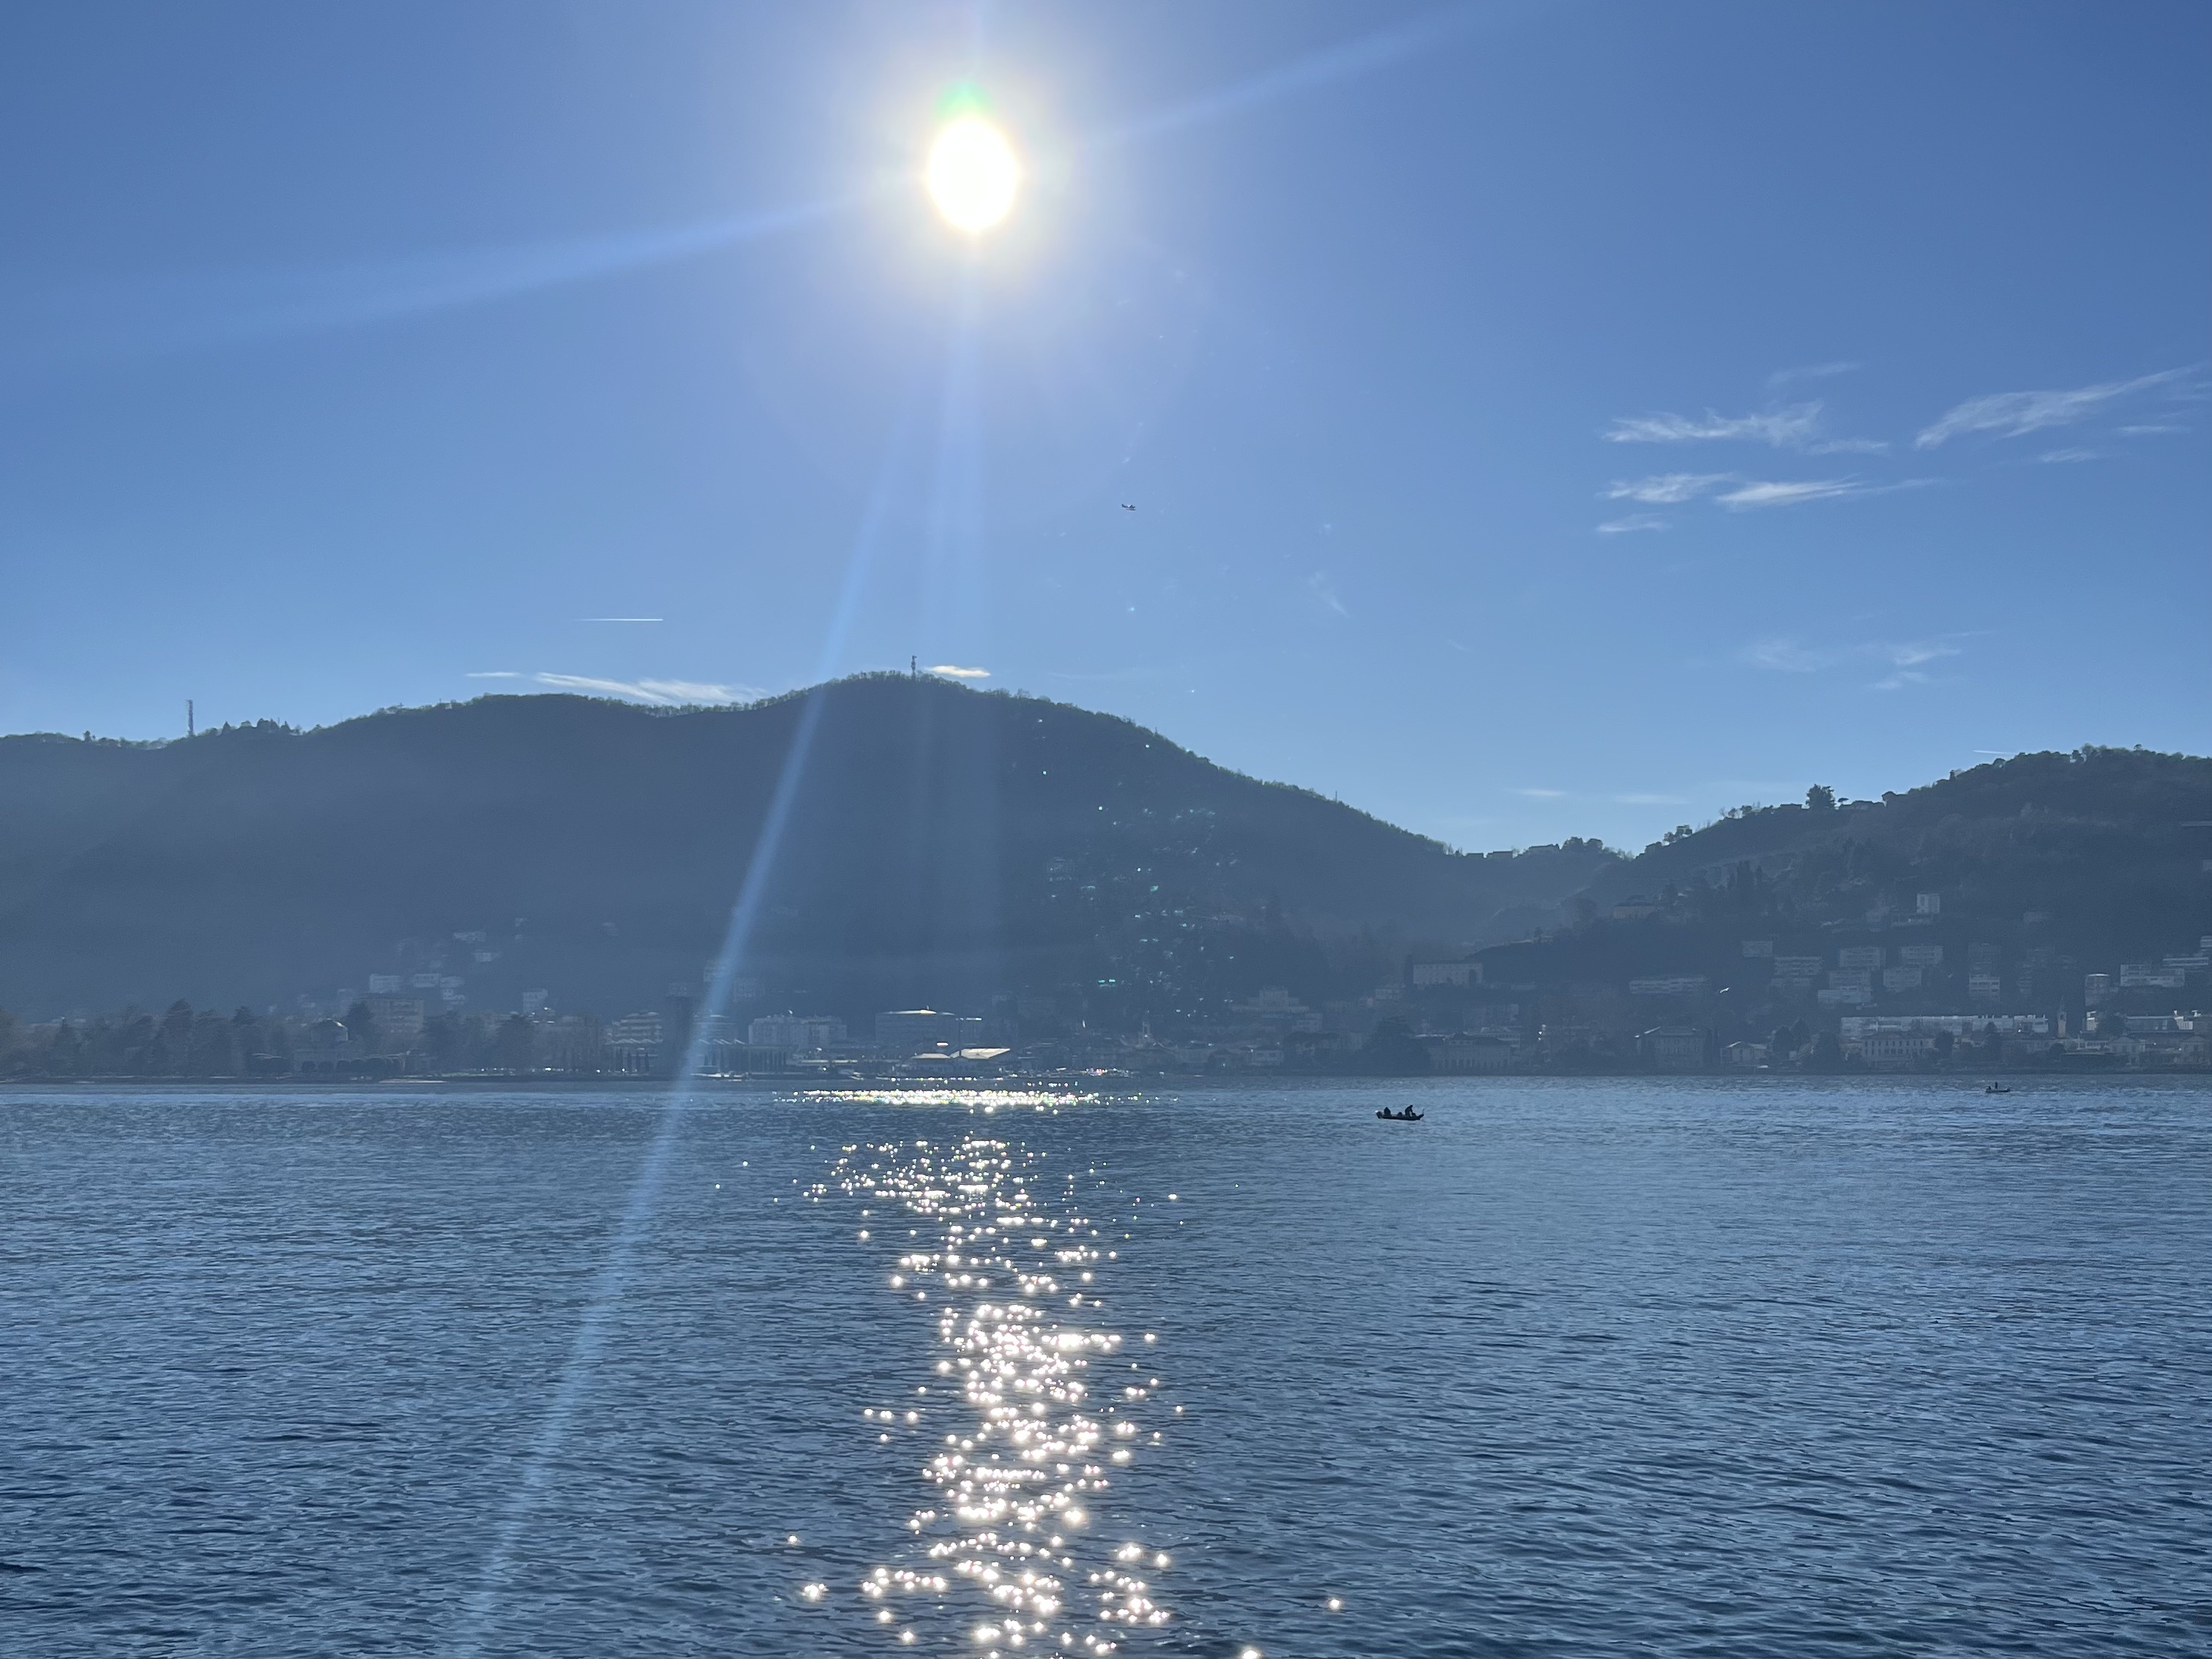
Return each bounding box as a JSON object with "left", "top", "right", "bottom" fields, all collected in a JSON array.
[
  {"left": 1376, "top": 1106, "right": 1424, "bottom": 1121},
  {"left": 1985, "top": 1082, "right": 2013, "bottom": 1095}
]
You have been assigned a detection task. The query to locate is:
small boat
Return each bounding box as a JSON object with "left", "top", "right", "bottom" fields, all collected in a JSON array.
[
  {"left": 1985, "top": 1082, "right": 2013, "bottom": 1095},
  {"left": 1375, "top": 1106, "right": 1424, "bottom": 1121}
]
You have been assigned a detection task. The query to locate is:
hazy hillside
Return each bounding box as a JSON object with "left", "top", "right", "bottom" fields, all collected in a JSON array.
[
  {"left": 1476, "top": 747, "right": 2212, "bottom": 1019},
  {"left": 0, "top": 676, "right": 1616, "bottom": 1019}
]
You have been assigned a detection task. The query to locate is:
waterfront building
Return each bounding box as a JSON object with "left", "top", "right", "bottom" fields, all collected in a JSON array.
[
  {"left": 1422, "top": 1034, "right": 1513, "bottom": 1074},
  {"left": 607, "top": 1010, "right": 665, "bottom": 1073},
  {"left": 748, "top": 1013, "right": 848, "bottom": 1051},
  {"left": 1638, "top": 1026, "right": 1708, "bottom": 1071},
  {"left": 875, "top": 1008, "right": 984, "bottom": 1055}
]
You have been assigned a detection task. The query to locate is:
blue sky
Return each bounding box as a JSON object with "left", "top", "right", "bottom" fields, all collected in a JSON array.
[{"left": 1, "top": 0, "right": 2205, "bottom": 852}]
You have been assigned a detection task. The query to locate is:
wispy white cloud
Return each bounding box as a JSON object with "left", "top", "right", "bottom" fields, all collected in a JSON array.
[
  {"left": 1806, "top": 435, "right": 1891, "bottom": 454},
  {"left": 1915, "top": 367, "right": 2194, "bottom": 448},
  {"left": 1605, "top": 402, "right": 1824, "bottom": 448},
  {"left": 2118, "top": 422, "right": 2189, "bottom": 437},
  {"left": 529, "top": 673, "right": 761, "bottom": 705},
  {"left": 929, "top": 664, "right": 991, "bottom": 679},
  {"left": 466, "top": 670, "right": 521, "bottom": 679},
  {"left": 1606, "top": 472, "right": 1732, "bottom": 504},
  {"left": 1596, "top": 514, "right": 1668, "bottom": 534},
  {"left": 1715, "top": 478, "right": 1867, "bottom": 510},
  {"left": 1768, "top": 361, "right": 1861, "bottom": 388},
  {"left": 1742, "top": 635, "right": 1965, "bottom": 689},
  {"left": 2037, "top": 447, "right": 2099, "bottom": 465},
  {"left": 1307, "top": 571, "right": 1349, "bottom": 617},
  {"left": 1875, "top": 641, "right": 1964, "bottom": 686},
  {"left": 1879, "top": 640, "right": 1959, "bottom": 670},
  {"left": 1741, "top": 637, "right": 1833, "bottom": 673},
  {"left": 1511, "top": 787, "right": 1567, "bottom": 799},
  {"left": 581, "top": 616, "right": 663, "bottom": 623}
]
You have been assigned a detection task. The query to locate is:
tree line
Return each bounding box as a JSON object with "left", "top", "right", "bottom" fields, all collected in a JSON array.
[{"left": 0, "top": 1000, "right": 590, "bottom": 1079}]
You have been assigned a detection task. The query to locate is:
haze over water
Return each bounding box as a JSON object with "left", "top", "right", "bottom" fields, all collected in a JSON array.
[{"left": 4, "top": 1077, "right": 2208, "bottom": 1657}]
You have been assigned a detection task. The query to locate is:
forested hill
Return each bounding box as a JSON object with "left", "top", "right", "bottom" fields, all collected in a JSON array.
[
  {"left": 0, "top": 676, "right": 1616, "bottom": 1019},
  {"left": 1481, "top": 747, "right": 2211, "bottom": 1006}
]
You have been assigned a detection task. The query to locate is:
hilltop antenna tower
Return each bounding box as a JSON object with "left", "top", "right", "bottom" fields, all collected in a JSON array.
[{"left": 187, "top": 699, "right": 194, "bottom": 738}]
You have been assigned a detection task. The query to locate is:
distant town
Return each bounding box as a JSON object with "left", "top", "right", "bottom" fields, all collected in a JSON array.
[{"left": 4, "top": 905, "right": 2205, "bottom": 1082}]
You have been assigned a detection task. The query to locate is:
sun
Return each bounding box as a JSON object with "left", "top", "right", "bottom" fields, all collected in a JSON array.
[{"left": 926, "top": 115, "right": 1020, "bottom": 234}]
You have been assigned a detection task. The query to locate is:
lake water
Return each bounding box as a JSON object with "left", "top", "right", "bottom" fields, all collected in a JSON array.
[{"left": 4, "top": 1076, "right": 2208, "bottom": 1657}]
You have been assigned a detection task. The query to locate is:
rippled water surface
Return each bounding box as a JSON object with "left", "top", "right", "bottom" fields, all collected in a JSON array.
[{"left": 4, "top": 1076, "right": 2208, "bottom": 1657}]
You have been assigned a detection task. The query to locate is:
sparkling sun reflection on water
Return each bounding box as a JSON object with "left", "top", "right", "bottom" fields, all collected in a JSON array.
[{"left": 802, "top": 1091, "right": 1170, "bottom": 1658}]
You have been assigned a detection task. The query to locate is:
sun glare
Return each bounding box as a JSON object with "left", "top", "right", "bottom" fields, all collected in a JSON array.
[{"left": 927, "top": 116, "right": 1020, "bottom": 234}]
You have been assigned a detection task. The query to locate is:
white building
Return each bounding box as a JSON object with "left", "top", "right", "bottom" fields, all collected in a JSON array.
[
  {"left": 1771, "top": 955, "right": 1823, "bottom": 992},
  {"left": 1423, "top": 1035, "right": 1513, "bottom": 1074},
  {"left": 1234, "top": 987, "right": 1322, "bottom": 1031},
  {"left": 1857, "top": 1030, "right": 1938, "bottom": 1066},
  {"left": 1410, "top": 960, "right": 1481, "bottom": 988},
  {"left": 875, "top": 1009, "right": 984, "bottom": 1054},
  {"left": 607, "top": 1011, "right": 665, "bottom": 1073},
  {"left": 748, "top": 1013, "right": 848, "bottom": 1051},
  {"left": 1840, "top": 1014, "right": 2048, "bottom": 1041},
  {"left": 2120, "top": 962, "right": 2186, "bottom": 990},
  {"left": 1629, "top": 975, "right": 1708, "bottom": 997},
  {"left": 1638, "top": 1027, "right": 1708, "bottom": 1071},
  {"left": 365, "top": 997, "right": 426, "bottom": 1046}
]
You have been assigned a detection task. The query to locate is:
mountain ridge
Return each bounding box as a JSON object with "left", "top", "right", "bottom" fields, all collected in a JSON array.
[{"left": 0, "top": 675, "right": 1617, "bottom": 1019}]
